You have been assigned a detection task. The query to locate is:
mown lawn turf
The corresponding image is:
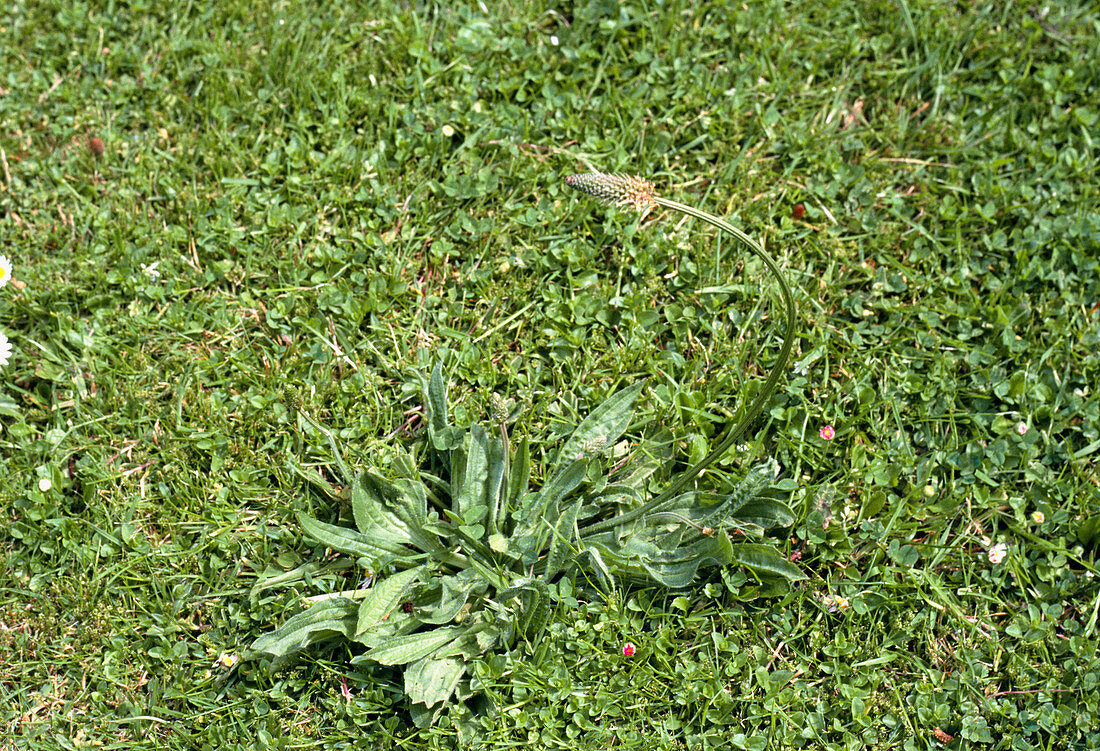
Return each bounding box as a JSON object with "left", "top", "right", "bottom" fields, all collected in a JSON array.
[{"left": 1, "top": 1, "right": 1098, "bottom": 748}]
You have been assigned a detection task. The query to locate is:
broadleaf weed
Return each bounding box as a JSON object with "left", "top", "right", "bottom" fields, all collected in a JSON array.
[{"left": 252, "top": 266, "right": 802, "bottom": 719}]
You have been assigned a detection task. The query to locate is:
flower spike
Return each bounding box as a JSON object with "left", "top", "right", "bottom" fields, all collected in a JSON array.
[{"left": 565, "top": 172, "right": 657, "bottom": 211}]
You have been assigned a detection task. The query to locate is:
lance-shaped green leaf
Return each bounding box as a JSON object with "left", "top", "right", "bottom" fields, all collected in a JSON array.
[
  {"left": 360, "top": 472, "right": 445, "bottom": 554},
  {"left": 578, "top": 544, "right": 615, "bottom": 592},
  {"left": 696, "top": 459, "right": 779, "bottom": 531},
  {"left": 635, "top": 533, "right": 736, "bottom": 588},
  {"left": 363, "top": 625, "right": 467, "bottom": 666},
  {"left": 544, "top": 497, "right": 583, "bottom": 581},
  {"left": 474, "top": 624, "right": 502, "bottom": 653},
  {"left": 506, "top": 436, "right": 531, "bottom": 510},
  {"left": 514, "top": 458, "right": 587, "bottom": 533},
  {"left": 546, "top": 382, "right": 643, "bottom": 485},
  {"left": 454, "top": 424, "right": 490, "bottom": 521},
  {"left": 498, "top": 578, "right": 550, "bottom": 643},
  {"left": 405, "top": 655, "right": 467, "bottom": 708},
  {"left": 507, "top": 458, "right": 587, "bottom": 565},
  {"left": 418, "top": 571, "right": 486, "bottom": 624},
  {"left": 355, "top": 566, "right": 426, "bottom": 637},
  {"left": 730, "top": 543, "right": 806, "bottom": 581},
  {"left": 616, "top": 454, "right": 662, "bottom": 491},
  {"left": 483, "top": 430, "right": 507, "bottom": 535},
  {"left": 579, "top": 537, "right": 659, "bottom": 584},
  {"left": 250, "top": 598, "right": 357, "bottom": 658},
  {"left": 636, "top": 493, "right": 729, "bottom": 547},
  {"left": 643, "top": 493, "right": 793, "bottom": 546},
  {"left": 541, "top": 458, "right": 589, "bottom": 515},
  {"left": 448, "top": 621, "right": 501, "bottom": 659},
  {"left": 731, "top": 498, "right": 796, "bottom": 530},
  {"left": 573, "top": 484, "right": 644, "bottom": 530},
  {"left": 249, "top": 560, "right": 352, "bottom": 604},
  {"left": 584, "top": 532, "right": 726, "bottom": 589},
  {"left": 354, "top": 609, "right": 425, "bottom": 649},
  {"left": 595, "top": 482, "right": 646, "bottom": 507},
  {"left": 297, "top": 512, "right": 407, "bottom": 559},
  {"left": 427, "top": 362, "right": 462, "bottom": 452},
  {"left": 350, "top": 472, "right": 414, "bottom": 543}
]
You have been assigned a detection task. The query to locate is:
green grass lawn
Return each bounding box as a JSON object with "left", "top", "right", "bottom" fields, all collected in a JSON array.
[{"left": 2, "top": 0, "right": 1099, "bottom": 748}]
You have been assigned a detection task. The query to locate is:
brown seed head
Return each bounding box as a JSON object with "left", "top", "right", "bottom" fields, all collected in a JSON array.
[
  {"left": 89, "top": 137, "right": 106, "bottom": 157},
  {"left": 565, "top": 172, "right": 657, "bottom": 211}
]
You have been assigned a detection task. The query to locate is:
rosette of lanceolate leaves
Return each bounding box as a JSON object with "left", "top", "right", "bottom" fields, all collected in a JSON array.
[{"left": 250, "top": 364, "right": 800, "bottom": 723}]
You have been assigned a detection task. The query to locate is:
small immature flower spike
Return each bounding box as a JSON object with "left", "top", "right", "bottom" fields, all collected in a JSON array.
[
  {"left": 282, "top": 386, "right": 303, "bottom": 411},
  {"left": 565, "top": 172, "right": 657, "bottom": 211},
  {"left": 490, "top": 393, "right": 509, "bottom": 423},
  {"left": 578, "top": 434, "right": 609, "bottom": 459}
]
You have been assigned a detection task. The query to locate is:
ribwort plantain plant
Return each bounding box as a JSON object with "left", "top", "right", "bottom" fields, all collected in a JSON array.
[{"left": 249, "top": 173, "right": 802, "bottom": 725}]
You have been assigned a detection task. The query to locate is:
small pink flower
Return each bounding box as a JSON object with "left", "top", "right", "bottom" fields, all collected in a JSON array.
[
  {"left": 819, "top": 425, "right": 835, "bottom": 440},
  {"left": 622, "top": 642, "right": 636, "bottom": 657}
]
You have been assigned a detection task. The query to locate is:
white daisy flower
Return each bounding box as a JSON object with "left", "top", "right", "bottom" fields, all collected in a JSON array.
[
  {"left": 214, "top": 652, "right": 239, "bottom": 669},
  {"left": 988, "top": 542, "right": 1008, "bottom": 564},
  {"left": 0, "top": 331, "right": 11, "bottom": 367},
  {"left": 0, "top": 254, "right": 11, "bottom": 287}
]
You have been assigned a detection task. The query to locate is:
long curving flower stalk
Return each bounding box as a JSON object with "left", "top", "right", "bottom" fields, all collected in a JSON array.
[{"left": 565, "top": 172, "right": 797, "bottom": 536}]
